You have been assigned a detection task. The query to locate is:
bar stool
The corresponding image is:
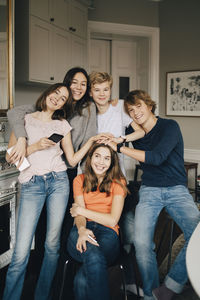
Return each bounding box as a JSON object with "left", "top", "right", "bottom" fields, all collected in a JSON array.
[{"left": 184, "top": 161, "right": 198, "bottom": 202}]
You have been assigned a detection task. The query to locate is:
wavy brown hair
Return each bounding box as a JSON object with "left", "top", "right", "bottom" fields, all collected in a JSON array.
[
  {"left": 83, "top": 143, "right": 128, "bottom": 196},
  {"left": 35, "top": 83, "right": 72, "bottom": 120},
  {"left": 124, "top": 89, "right": 157, "bottom": 115}
]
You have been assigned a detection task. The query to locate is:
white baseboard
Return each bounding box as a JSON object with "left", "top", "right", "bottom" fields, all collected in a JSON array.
[{"left": 184, "top": 149, "right": 200, "bottom": 173}]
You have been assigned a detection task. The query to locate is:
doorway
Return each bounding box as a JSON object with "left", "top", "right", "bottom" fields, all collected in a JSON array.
[
  {"left": 89, "top": 35, "right": 149, "bottom": 100},
  {"left": 88, "top": 21, "right": 159, "bottom": 107}
]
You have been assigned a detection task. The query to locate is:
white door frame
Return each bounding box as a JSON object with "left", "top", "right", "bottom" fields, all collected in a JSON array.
[{"left": 88, "top": 21, "right": 160, "bottom": 113}]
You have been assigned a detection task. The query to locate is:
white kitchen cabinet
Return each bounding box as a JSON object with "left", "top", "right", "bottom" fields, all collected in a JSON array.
[
  {"left": 69, "top": 0, "right": 88, "bottom": 38},
  {"left": 30, "top": 0, "right": 87, "bottom": 38},
  {"left": 53, "top": 27, "right": 71, "bottom": 82},
  {"left": 29, "top": 17, "right": 52, "bottom": 83},
  {"left": 30, "top": 0, "right": 69, "bottom": 31},
  {"left": 16, "top": 0, "right": 88, "bottom": 84},
  {"left": 29, "top": 16, "right": 71, "bottom": 83},
  {"left": 71, "top": 35, "right": 87, "bottom": 68},
  {"left": 30, "top": 0, "right": 50, "bottom": 23}
]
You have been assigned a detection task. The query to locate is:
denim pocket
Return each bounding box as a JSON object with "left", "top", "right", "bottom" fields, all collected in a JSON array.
[
  {"left": 54, "top": 171, "right": 68, "bottom": 180},
  {"left": 21, "top": 176, "right": 35, "bottom": 187}
]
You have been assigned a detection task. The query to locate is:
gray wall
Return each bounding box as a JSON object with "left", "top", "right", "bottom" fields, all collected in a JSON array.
[
  {"left": 159, "top": 0, "right": 200, "bottom": 150},
  {"left": 88, "top": 0, "right": 200, "bottom": 150},
  {"left": 88, "top": 0, "right": 159, "bottom": 27}
]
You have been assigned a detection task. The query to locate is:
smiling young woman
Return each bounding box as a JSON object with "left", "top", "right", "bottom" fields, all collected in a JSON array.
[{"left": 67, "top": 143, "right": 128, "bottom": 300}]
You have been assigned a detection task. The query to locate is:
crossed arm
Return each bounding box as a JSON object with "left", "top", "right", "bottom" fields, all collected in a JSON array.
[{"left": 70, "top": 193, "right": 125, "bottom": 253}]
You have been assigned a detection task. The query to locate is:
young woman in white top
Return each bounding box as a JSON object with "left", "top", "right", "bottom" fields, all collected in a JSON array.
[{"left": 3, "top": 83, "right": 104, "bottom": 300}]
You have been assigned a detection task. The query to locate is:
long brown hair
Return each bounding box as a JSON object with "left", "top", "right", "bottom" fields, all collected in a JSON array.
[
  {"left": 63, "top": 67, "right": 91, "bottom": 118},
  {"left": 35, "top": 83, "right": 72, "bottom": 120},
  {"left": 83, "top": 143, "right": 128, "bottom": 196}
]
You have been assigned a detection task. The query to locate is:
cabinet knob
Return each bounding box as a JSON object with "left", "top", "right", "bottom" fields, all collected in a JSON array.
[
  {"left": 69, "top": 27, "right": 76, "bottom": 32},
  {"left": 50, "top": 77, "right": 54, "bottom": 80},
  {"left": 50, "top": 17, "right": 54, "bottom": 22}
]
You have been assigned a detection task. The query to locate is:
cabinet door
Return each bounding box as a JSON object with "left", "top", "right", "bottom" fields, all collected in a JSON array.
[
  {"left": 30, "top": 0, "right": 50, "bottom": 22},
  {"left": 69, "top": 0, "right": 87, "bottom": 38},
  {"left": 71, "top": 35, "right": 87, "bottom": 69},
  {"left": 53, "top": 27, "right": 71, "bottom": 82},
  {"left": 50, "top": 0, "right": 69, "bottom": 30},
  {"left": 29, "top": 16, "right": 53, "bottom": 83}
]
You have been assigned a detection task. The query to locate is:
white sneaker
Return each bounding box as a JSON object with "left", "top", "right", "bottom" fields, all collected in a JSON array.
[{"left": 125, "top": 283, "right": 144, "bottom": 297}]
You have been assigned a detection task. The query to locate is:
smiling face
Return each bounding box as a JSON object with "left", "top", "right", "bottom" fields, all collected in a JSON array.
[
  {"left": 127, "top": 99, "right": 152, "bottom": 125},
  {"left": 90, "top": 81, "right": 111, "bottom": 109},
  {"left": 91, "top": 146, "right": 111, "bottom": 177},
  {"left": 46, "top": 86, "right": 69, "bottom": 112},
  {"left": 70, "top": 72, "right": 87, "bottom": 101}
]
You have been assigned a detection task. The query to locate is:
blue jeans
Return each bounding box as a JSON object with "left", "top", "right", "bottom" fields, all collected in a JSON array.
[
  {"left": 133, "top": 185, "right": 200, "bottom": 300},
  {"left": 3, "top": 171, "right": 69, "bottom": 300},
  {"left": 67, "top": 222, "right": 120, "bottom": 300}
]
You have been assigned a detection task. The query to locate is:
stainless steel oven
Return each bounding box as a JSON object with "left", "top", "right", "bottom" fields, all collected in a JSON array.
[{"left": 0, "top": 168, "right": 19, "bottom": 268}]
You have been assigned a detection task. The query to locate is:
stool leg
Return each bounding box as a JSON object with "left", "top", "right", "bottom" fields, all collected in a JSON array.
[
  {"left": 167, "top": 220, "right": 174, "bottom": 272},
  {"left": 59, "top": 260, "right": 69, "bottom": 300},
  {"left": 195, "top": 166, "right": 197, "bottom": 202},
  {"left": 119, "top": 264, "right": 128, "bottom": 300}
]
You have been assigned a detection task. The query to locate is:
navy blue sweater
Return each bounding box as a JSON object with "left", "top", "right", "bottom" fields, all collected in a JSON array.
[{"left": 126, "top": 117, "right": 187, "bottom": 187}]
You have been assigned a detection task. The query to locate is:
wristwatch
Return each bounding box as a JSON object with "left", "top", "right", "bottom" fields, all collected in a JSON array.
[
  {"left": 120, "top": 135, "right": 127, "bottom": 143},
  {"left": 117, "top": 142, "right": 124, "bottom": 153}
]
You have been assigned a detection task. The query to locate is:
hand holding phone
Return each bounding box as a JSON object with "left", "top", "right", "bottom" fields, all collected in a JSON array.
[
  {"left": 7, "top": 146, "right": 30, "bottom": 171},
  {"left": 48, "top": 133, "right": 64, "bottom": 143}
]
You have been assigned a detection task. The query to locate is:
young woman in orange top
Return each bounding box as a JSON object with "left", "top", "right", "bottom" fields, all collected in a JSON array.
[{"left": 67, "top": 142, "right": 128, "bottom": 300}]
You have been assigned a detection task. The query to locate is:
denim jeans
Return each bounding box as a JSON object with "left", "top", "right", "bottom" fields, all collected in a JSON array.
[
  {"left": 67, "top": 222, "right": 120, "bottom": 300},
  {"left": 133, "top": 185, "right": 200, "bottom": 300},
  {"left": 3, "top": 171, "right": 69, "bottom": 300}
]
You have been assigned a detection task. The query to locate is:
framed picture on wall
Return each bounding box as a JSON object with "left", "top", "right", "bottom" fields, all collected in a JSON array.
[{"left": 166, "top": 70, "right": 200, "bottom": 116}]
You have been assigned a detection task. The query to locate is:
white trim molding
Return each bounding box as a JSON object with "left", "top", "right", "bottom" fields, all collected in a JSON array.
[
  {"left": 88, "top": 20, "right": 160, "bottom": 114},
  {"left": 184, "top": 148, "right": 200, "bottom": 173}
]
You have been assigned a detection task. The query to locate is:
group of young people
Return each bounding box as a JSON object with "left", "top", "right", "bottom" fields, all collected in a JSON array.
[{"left": 3, "top": 66, "right": 200, "bottom": 300}]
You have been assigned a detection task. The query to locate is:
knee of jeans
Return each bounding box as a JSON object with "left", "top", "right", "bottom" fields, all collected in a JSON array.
[
  {"left": 44, "top": 238, "right": 60, "bottom": 254},
  {"left": 84, "top": 246, "right": 106, "bottom": 266},
  {"left": 133, "top": 234, "right": 152, "bottom": 253},
  {"left": 10, "top": 250, "right": 29, "bottom": 268}
]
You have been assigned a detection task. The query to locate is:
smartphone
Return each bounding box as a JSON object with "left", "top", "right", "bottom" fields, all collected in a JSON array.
[
  {"left": 88, "top": 234, "right": 98, "bottom": 244},
  {"left": 48, "top": 133, "right": 64, "bottom": 143},
  {"left": 7, "top": 146, "right": 30, "bottom": 171}
]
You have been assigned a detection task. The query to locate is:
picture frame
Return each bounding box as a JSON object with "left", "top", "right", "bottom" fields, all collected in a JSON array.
[{"left": 166, "top": 70, "right": 200, "bottom": 116}]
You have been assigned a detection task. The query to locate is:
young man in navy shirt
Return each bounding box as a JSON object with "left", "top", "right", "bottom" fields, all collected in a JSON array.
[{"left": 111, "top": 90, "right": 200, "bottom": 300}]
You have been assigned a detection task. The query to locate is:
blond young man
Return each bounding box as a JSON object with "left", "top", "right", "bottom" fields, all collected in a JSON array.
[
  {"left": 89, "top": 72, "right": 145, "bottom": 296},
  {"left": 89, "top": 71, "right": 145, "bottom": 175}
]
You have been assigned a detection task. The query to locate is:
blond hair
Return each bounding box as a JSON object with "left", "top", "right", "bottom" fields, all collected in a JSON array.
[{"left": 89, "top": 71, "right": 113, "bottom": 88}]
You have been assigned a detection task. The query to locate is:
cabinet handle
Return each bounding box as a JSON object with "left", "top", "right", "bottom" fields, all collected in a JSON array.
[
  {"left": 50, "top": 77, "right": 54, "bottom": 80},
  {"left": 69, "top": 27, "right": 76, "bottom": 32},
  {"left": 50, "top": 18, "right": 54, "bottom": 22}
]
